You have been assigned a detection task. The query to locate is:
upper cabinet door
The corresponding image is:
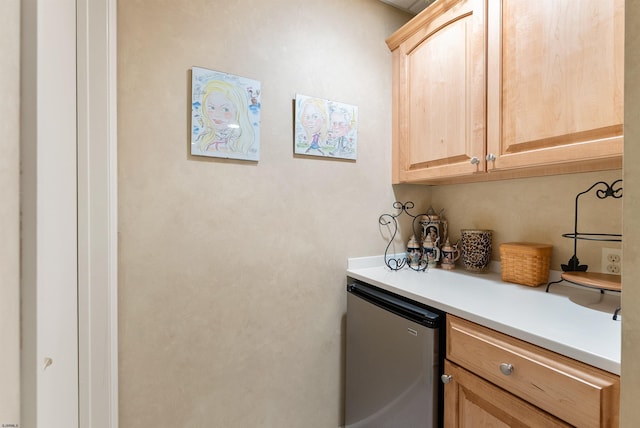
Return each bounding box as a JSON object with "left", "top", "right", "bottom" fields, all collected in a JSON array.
[
  {"left": 387, "top": 0, "right": 486, "bottom": 184},
  {"left": 486, "top": 0, "right": 624, "bottom": 171}
]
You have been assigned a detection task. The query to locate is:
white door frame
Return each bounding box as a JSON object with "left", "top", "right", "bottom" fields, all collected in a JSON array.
[
  {"left": 21, "top": 0, "right": 79, "bottom": 425},
  {"left": 20, "top": 0, "right": 118, "bottom": 426},
  {"left": 77, "top": 0, "right": 119, "bottom": 426}
]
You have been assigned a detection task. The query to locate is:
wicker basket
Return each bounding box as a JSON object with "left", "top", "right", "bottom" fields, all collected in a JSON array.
[{"left": 500, "top": 242, "right": 552, "bottom": 287}]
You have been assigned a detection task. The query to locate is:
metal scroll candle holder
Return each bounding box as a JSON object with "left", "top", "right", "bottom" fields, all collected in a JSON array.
[{"left": 378, "top": 202, "right": 447, "bottom": 272}]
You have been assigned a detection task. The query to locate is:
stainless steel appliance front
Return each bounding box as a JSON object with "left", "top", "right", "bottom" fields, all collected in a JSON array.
[{"left": 345, "top": 281, "right": 441, "bottom": 427}]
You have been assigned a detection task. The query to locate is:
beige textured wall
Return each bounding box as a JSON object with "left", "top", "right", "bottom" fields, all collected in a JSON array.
[
  {"left": 117, "top": 1, "right": 417, "bottom": 426},
  {"left": 431, "top": 170, "right": 623, "bottom": 272},
  {"left": 622, "top": 0, "right": 640, "bottom": 424},
  {"left": 0, "top": 0, "right": 21, "bottom": 424}
]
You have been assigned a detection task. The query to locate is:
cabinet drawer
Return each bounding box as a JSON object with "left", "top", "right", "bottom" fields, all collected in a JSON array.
[
  {"left": 444, "top": 360, "right": 571, "bottom": 427},
  {"left": 446, "top": 316, "right": 619, "bottom": 428}
]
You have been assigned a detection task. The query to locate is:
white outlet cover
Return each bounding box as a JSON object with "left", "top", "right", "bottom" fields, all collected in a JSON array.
[{"left": 601, "top": 248, "right": 622, "bottom": 275}]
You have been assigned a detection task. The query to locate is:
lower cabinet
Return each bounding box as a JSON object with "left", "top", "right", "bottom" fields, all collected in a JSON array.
[
  {"left": 443, "top": 360, "right": 570, "bottom": 427},
  {"left": 443, "top": 316, "right": 620, "bottom": 428}
]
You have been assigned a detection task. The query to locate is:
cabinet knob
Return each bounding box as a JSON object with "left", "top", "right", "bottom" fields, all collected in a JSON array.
[
  {"left": 441, "top": 374, "right": 453, "bottom": 384},
  {"left": 499, "top": 363, "right": 514, "bottom": 375},
  {"left": 486, "top": 153, "right": 497, "bottom": 162},
  {"left": 470, "top": 157, "right": 480, "bottom": 165}
]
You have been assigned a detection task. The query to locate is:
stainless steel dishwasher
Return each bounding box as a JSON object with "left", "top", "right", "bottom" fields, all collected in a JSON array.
[{"left": 345, "top": 279, "right": 443, "bottom": 428}]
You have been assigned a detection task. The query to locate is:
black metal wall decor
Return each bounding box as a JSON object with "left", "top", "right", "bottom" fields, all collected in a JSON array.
[
  {"left": 545, "top": 179, "right": 623, "bottom": 320},
  {"left": 379, "top": 202, "right": 447, "bottom": 272}
]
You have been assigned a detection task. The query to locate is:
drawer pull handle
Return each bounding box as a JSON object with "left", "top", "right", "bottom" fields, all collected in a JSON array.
[
  {"left": 500, "top": 363, "right": 514, "bottom": 375},
  {"left": 441, "top": 374, "right": 453, "bottom": 384}
]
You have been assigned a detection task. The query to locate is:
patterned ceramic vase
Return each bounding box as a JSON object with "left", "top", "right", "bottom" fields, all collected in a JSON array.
[{"left": 460, "top": 229, "right": 492, "bottom": 272}]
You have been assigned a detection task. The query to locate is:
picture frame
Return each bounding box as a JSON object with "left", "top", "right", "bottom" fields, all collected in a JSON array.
[
  {"left": 190, "top": 66, "right": 261, "bottom": 161},
  {"left": 294, "top": 93, "right": 358, "bottom": 160}
]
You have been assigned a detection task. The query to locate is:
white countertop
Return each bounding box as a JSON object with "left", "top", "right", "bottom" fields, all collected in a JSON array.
[{"left": 347, "top": 255, "right": 621, "bottom": 375}]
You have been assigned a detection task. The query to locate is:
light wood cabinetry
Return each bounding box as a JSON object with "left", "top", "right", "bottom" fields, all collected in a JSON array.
[
  {"left": 386, "top": 0, "right": 486, "bottom": 184},
  {"left": 443, "top": 360, "right": 570, "bottom": 427},
  {"left": 486, "top": 0, "right": 624, "bottom": 174},
  {"left": 443, "top": 316, "right": 620, "bottom": 427},
  {"left": 387, "top": 0, "right": 623, "bottom": 184}
]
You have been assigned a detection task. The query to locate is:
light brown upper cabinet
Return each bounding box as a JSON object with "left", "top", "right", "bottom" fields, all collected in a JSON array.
[
  {"left": 486, "top": 0, "right": 624, "bottom": 174},
  {"left": 387, "top": 0, "right": 486, "bottom": 184},
  {"left": 387, "top": 0, "right": 624, "bottom": 185}
]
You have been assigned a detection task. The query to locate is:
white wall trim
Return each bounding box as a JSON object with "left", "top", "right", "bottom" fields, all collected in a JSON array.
[{"left": 77, "top": 0, "right": 119, "bottom": 426}]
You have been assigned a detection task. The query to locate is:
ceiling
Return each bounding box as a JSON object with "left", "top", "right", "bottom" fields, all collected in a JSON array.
[{"left": 379, "top": 0, "right": 435, "bottom": 15}]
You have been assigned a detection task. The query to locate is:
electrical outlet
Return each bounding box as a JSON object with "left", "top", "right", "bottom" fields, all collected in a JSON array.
[{"left": 602, "top": 248, "right": 622, "bottom": 275}]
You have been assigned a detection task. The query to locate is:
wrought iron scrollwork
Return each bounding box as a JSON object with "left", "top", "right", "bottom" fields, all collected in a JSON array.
[
  {"left": 594, "top": 179, "right": 623, "bottom": 200},
  {"left": 379, "top": 202, "right": 447, "bottom": 272}
]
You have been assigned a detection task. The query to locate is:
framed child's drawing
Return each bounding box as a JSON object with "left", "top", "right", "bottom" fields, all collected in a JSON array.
[
  {"left": 191, "top": 66, "right": 261, "bottom": 161},
  {"left": 294, "top": 94, "right": 358, "bottom": 160}
]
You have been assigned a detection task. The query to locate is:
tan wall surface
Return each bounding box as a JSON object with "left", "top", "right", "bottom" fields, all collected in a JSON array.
[
  {"left": 622, "top": 0, "right": 640, "bottom": 424},
  {"left": 0, "top": 0, "right": 21, "bottom": 424},
  {"left": 431, "top": 170, "right": 623, "bottom": 272},
  {"left": 117, "top": 1, "right": 418, "bottom": 426}
]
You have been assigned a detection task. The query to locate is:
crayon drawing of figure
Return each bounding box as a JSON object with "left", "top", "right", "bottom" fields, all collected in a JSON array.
[
  {"left": 328, "top": 105, "right": 357, "bottom": 159},
  {"left": 191, "top": 67, "right": 260, "bottom": 161},
  {"left": 294, "top": 93, "right": 357, "bottom": 160},
  {"left": 298, "top": 97, "right": 328, "bottom": 155}
]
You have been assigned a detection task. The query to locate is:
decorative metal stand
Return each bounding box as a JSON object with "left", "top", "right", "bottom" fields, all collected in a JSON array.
[
  {"left": 378, "top": 201, "right": 447, "bottom": 272},
  {"left": 545, "top": 179, "right": 623, "bottom": 320}
]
